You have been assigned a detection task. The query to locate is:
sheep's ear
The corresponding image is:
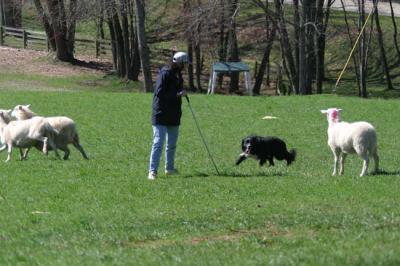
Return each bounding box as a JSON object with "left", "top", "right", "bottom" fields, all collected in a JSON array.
[
  {"left": 6, "top": 109, "right": 11, "bottom": 114},
  {"left": 320, "top": 110, "right": 328, "bottom": 114},
  {"left": 25, "top": 104, "right": 31, "bottom": 108},
  {"left": 337, "top": 108, "right": 342, "bottom": 112}
]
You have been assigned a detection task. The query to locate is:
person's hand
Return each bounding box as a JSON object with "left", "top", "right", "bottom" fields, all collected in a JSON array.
[{"left": 177, "top": 90, "right": 187, "bottom": 97}]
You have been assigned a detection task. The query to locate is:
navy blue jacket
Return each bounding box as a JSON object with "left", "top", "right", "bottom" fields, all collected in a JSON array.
[{"left": 152, "top": 66, "right": 183, "bottom": 126}]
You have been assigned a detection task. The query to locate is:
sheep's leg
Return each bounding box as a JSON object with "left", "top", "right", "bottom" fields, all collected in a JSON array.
[
  {"left": 6, "top": 144, "right": 12, "bottom": 162},
  {"left": 31, "top": 136, "right": 48, "bottom": 154},
  {"left": 372, "top": 148, "right": 379, "bottom": 174},
  {"left": 339, "top": 153, "right": 347, "bottom": 175},
  {"left": 331, "top": 148, "right": 340, "bottom": 176},
  {"left": 47, "top": 138, "right": 60, "bottom": 159},
  {"left": 22, "top": 148, "right": 30, "bottom": 160},
  {"left": 19, "top": 148, "right": 25, "bottom": 160},
  {"left": 360, "top": 156, "right": 369, "bottom": 177},
  {"left": 62, "top": 147, "right": 70, "bottom": 160},
  {"left": 72, "top": 141, "right": 89, "bottom": 160},
  {"left": 42, "top": 137, "right": 48, "bottom": 154}
]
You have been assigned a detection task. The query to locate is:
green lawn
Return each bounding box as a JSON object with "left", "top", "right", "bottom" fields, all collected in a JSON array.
[{"left": 0, "top": 89, "right": 399, "bottom": 265}]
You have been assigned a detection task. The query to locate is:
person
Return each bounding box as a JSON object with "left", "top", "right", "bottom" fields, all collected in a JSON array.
[{"left": 148, "top": 51, "right": 189, "bottom": 180}]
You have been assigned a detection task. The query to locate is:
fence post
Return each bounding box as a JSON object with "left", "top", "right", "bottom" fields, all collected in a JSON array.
[
  {"left": 23, "top": 29, "right": 27, "bottom": 48},
  {"left": 0, "top": 26, "right": 3, "bottom": 45}
]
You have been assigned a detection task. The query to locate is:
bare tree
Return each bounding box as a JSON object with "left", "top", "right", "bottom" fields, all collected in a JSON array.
[
  {"left": 31, "top": 0, "right": 79, "bottom": 61},
  {"left": 315, "top": 0, "right": 333, "bottom": 94},
  {"left": 358, "top": 0, "right": 368, "bottom": 98},
  {"left": 251, "top": 0, "right": 277, "bottom": 95},
  {"left": 0, "top": 0, "right": 22, "bottom": 27},
  {"left": 274, "top": 0, "right": 298, "bottom": 94},
  {"left": 33, "top": 0, "right": 56, "bottom": 50},
  {"left": 388, "top": 0, "right": 400, "bottom": 62},
  {"left": 134, "top": 0, "right": 153, "bottom": 92},
  {"left": 299, "top": 0, "right": 314, "bottom": 95},
  {"left": 105, "top": 0, "right": 126, "bottom": 77},
  {"left": 227, "top": 0, "right": 240, "bottom": 93},
  {"left": 373, "top": 0, "right": 394, "bottom": 90},
  {"left": 183, "top": 0, "right": 195, "bottom": 90},
  {"left": 293, "top": 0, "right": 300, "bottom": 90}
]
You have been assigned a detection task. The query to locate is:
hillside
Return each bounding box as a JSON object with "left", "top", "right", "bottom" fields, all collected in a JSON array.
[{"left": 2, "top": 2, "right": 400, "bottom": 96}]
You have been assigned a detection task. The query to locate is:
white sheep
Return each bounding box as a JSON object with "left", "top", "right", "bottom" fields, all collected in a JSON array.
[
  {"left": 11, "top": 105, "right": 89, "bottom": 160},
  {"left": 0, "top": 109, "right": 12, "bottom": 121},
  {"left": 0, "top": 111, "right": 60, "bottom": 161},
  {"left": 320, "top": 108, "right": 379, "bottom": 177}
]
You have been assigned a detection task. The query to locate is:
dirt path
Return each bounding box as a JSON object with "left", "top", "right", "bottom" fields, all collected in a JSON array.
[{"left": 0, "top": 46, "right": 112, "bottom": 77}]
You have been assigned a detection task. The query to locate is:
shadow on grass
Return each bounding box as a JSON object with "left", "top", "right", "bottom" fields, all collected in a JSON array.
[
  {"left": 72, "top": 59, "right": 113, "bottom": 73},
  {"left": 372, "top": 170, "right": 400, "bottom": 176},
  {"left": 178, "top": 170, "right": 286, "bottom": 178}
]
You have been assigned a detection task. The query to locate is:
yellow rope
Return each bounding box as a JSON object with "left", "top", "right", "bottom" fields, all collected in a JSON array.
[{"left": 334, "top": 3, "right": 377, "bottom": 92}]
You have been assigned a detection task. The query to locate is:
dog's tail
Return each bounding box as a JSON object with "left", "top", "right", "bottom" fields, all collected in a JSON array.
[{"left": 286, "top": 149, "right": 296, "bottom": 165}]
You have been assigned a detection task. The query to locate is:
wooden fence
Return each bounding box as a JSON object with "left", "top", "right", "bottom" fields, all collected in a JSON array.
[{"left": 0, "top": 25, "right": 111, "bottom": 57}]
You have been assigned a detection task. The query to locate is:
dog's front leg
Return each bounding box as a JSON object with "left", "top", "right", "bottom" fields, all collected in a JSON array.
[
  {"left": 259, "top": 158, "right": 266, "bottom": 166},
  {"left": 235, "top": 153, "right": 248, "bottom": 165}
]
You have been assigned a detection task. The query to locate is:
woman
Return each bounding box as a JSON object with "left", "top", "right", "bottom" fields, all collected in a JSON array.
[{"left": 148, "top": 52, "right": 189, "bottom": 180}]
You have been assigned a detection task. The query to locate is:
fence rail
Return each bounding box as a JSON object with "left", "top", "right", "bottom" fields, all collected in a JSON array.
[{"left": 0, "top": 25, "right": 111, "bottom": 57}]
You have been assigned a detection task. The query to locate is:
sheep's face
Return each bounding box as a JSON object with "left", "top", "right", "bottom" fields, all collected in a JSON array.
[
  {"left": 11, "top": 104, "right": 32, "bottom": 120},
  {"left": 320, "top": 108, "right": 342, "bottom": 123},
  {"left": 0, "top": 111, "right": 11, "bottom": 124}
]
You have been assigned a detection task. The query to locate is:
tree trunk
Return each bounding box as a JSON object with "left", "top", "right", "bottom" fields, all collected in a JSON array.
[
  {"left": 46, "top": 0, "right": 72, "bottom": 61},
  {"left": 1, "top": 0, "right": 21, "bottom": 27},
  {"left": 341, "top": 0, "right": 360, "bottom": 94},
  {"left": 32, "top": 0, "right": 56, "bottom": 51},
  {"left": 121, "top": 0, "right": 133, "bottom": 80},
  {"left": 274, "top": 0, "right": 298, "bottom": 94},
  {"left": 194, "top": 0, "right": 203, "bottom": 92},
  {"left": 358, "top": 0, "right": 367, "bottom": 98},
  {"left": 217, "top": 0, "right": 227, "bottom": 89},
  {"left": 129, "top": 0, "right": 140, "bottom": 81},
  {"left": 299, "top": 0, "right": 314, "bottom": 95},
  {"left": 315, "top": 0, "right": 324, "bottom": 94},
  {"left": 184, "top": 0, "right": 195, "bottom": 91},
  {"left": 253, "top": 21, "right": 277, "bottom": 95},
  {"left": 66, "top": 0, "right": 77, "bottom": 59},
  {"left": 374, "top": 0, "right": 394, "bottom": 90},
  {"left": 107, "top": 20, "right": 118, "bottom": 72},
  {"left": 106, "top": 0, "right": 126, "bottom": 77},
  {"left": 293, "top": 0, "right": 300, "bottom": 89},
  {"left": 134, "top": 0, "right": 153, "bottom": 92},
  {"left": 227, "top": 0, "right": 240, "bottom": 93},
  {"left": 388, "top": 0, "right": 400, "bottom": 62},
  {"left": 194, "top": 45, "right": 203, "bottom": 92}
]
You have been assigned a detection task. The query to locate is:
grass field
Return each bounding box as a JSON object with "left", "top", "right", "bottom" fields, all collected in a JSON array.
[{"left": 0, "top": 88, "right": 399, "bottom": 265}]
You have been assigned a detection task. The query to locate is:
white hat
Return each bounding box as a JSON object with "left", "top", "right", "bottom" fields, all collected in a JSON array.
[{"left": 173, "top": 52, "right": 190, "bottom": 64}]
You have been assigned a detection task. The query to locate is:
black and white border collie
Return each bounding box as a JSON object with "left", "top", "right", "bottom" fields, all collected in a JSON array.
[{"left": 235, "top": 135, "right": 296, "bottom": 167}]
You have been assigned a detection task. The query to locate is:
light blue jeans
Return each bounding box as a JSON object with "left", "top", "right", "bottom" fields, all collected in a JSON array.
[{"left": 149, "top": 125, "right": 179, "bottom": 173}]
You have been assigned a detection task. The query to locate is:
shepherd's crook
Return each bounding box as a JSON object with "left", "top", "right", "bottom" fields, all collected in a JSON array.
[{"left": 185, "top": 95, "right": 220, "bottom": 176}]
